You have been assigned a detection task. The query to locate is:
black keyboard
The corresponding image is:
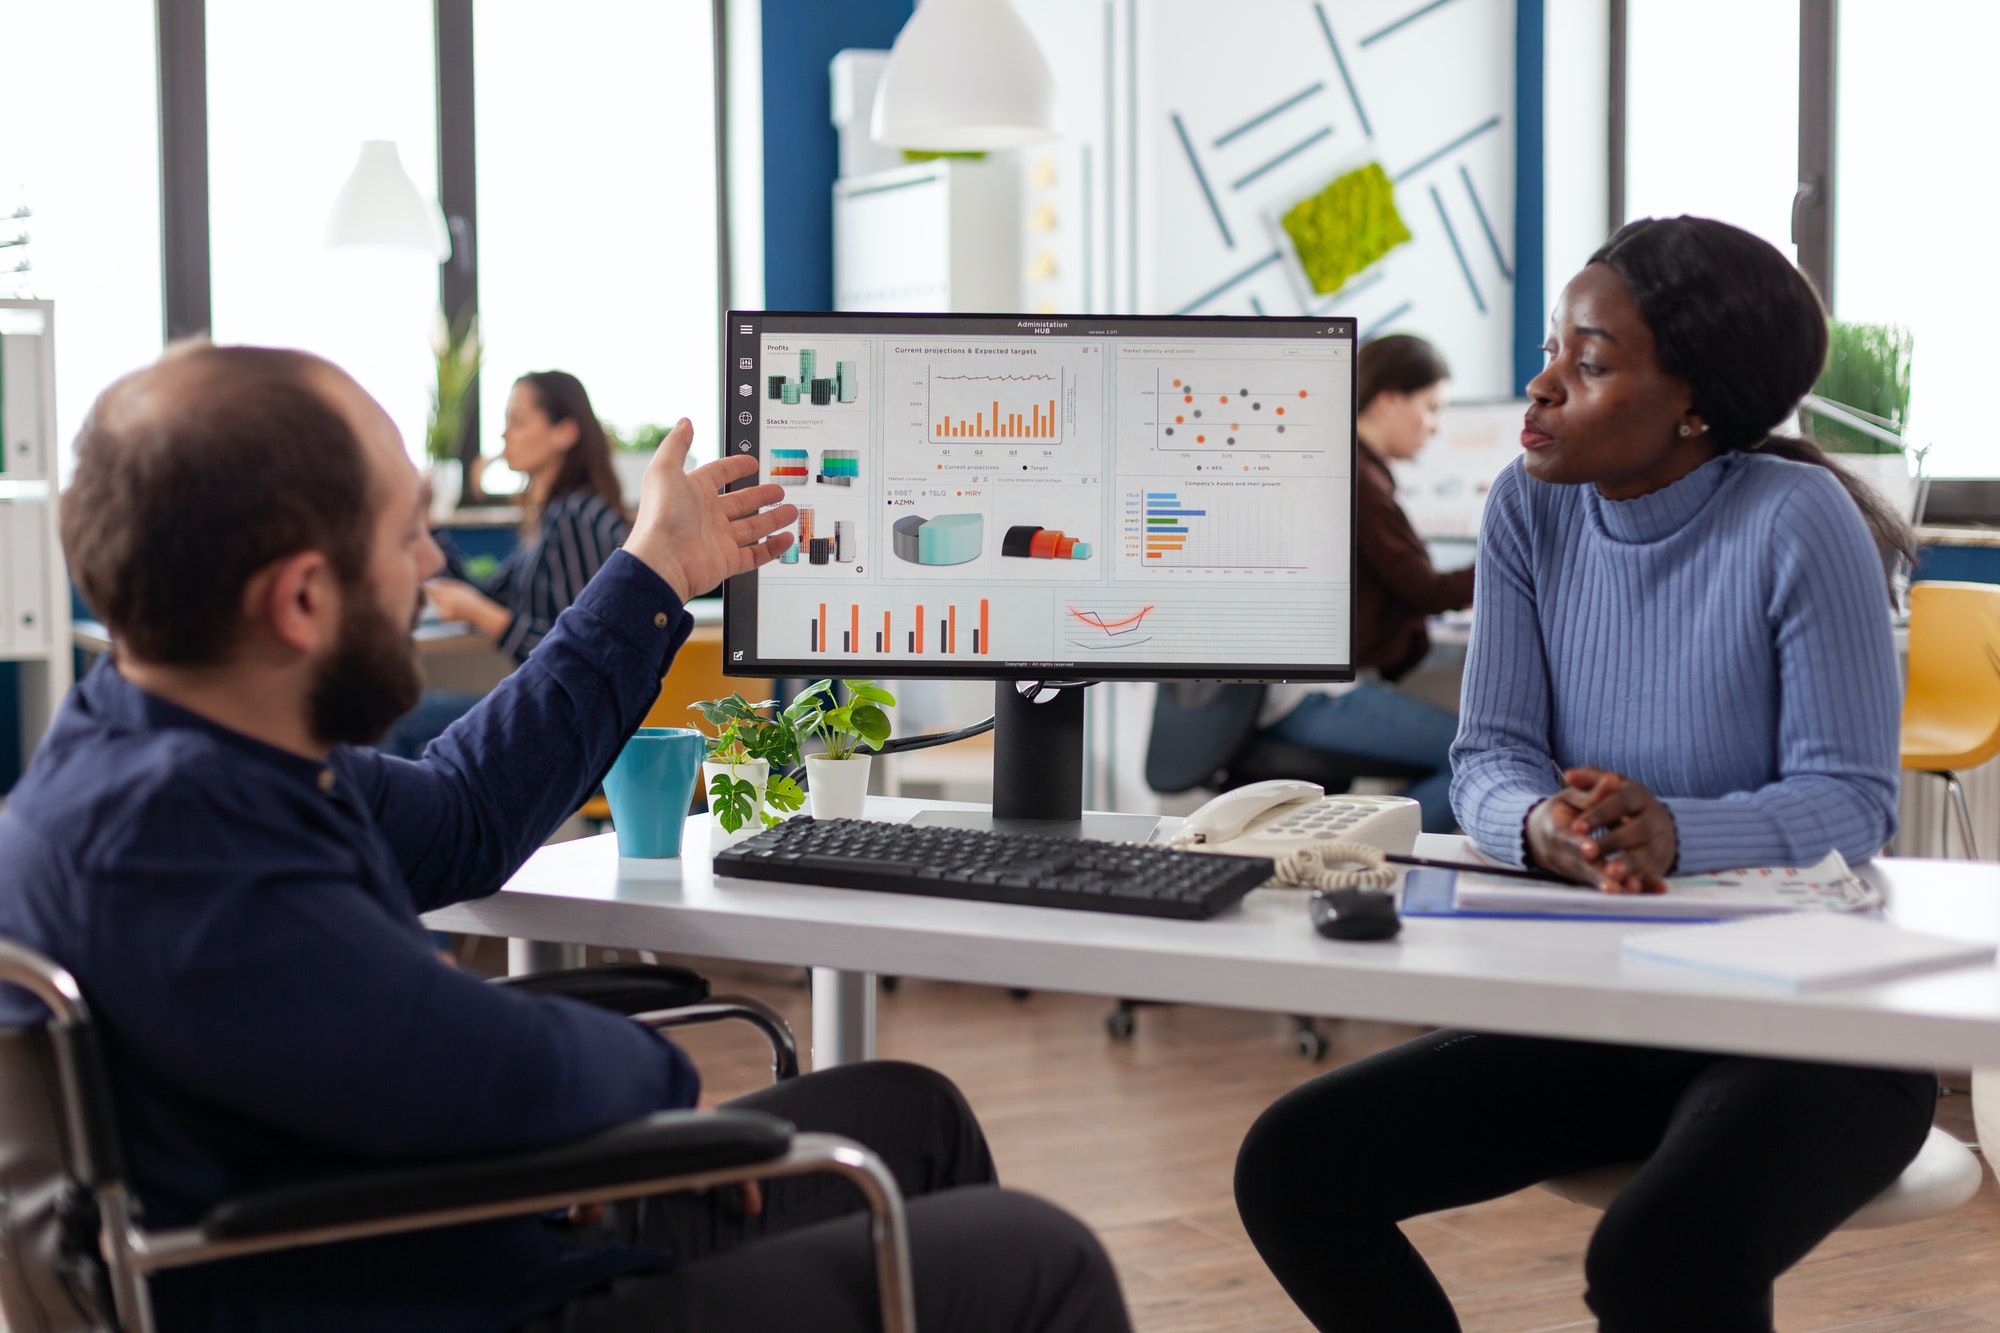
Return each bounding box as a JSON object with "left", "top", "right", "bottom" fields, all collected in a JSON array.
[{"left": 712, "top": 818, "right": 1273, "bottom": 920}]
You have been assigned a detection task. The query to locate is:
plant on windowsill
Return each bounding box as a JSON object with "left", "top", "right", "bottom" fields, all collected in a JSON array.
[
  {"left": 1805, "top": 320, "right": 1913, "bottom": 456},
  {"left": 1802, "top": 319, "right": 1916, "bottom": 523},
  {"left": 605, "top": 422, "right": 672, "bottom": 508},
  {"left": 606, "top": 422, "right": 673, "bottom": 453},
  {"left": 783, "top": 679, "right": 896, "bottom": 821},
  {"left": 424, "top": 309, "right": 482, "bottom": 516},
  {"left": 687, "top": 694, "right": 804, "bottom": 838}
]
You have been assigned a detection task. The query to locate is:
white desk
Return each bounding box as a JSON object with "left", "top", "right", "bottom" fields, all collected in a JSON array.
[{"left": 425, "top": 798, "right": 2000, "bottom": 1072}]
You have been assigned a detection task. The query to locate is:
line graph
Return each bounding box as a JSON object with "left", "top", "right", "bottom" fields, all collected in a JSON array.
[
  {"left": 1058, "top": 597, "right": 1343, "bottom": 661},
  {"left": 1063, "top": 603, "right": 1158, "bottom": 650},
  {"left": 933, "top": 374, "right": 1058, "bottom": 382}
]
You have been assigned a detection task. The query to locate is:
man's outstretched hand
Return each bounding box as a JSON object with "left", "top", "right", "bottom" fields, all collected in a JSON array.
[{"left": 624, "top": 419, "right": 796, "bottom": 603}]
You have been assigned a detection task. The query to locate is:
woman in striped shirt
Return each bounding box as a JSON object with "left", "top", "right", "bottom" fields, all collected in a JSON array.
[
  {"left": 381, "top": 373, "right": 630, "bottom": 759},
  {"left": 427, "top": 371, "right": 631, "bottom": 660}
]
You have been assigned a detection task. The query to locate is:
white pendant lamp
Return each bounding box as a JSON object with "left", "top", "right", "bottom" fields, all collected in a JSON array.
[
  {"left": 325, "top": 140, "right": 451, "bottom": 261},
  {"left": 870, "top": 0, "right": 1058, "bottom": 151}
]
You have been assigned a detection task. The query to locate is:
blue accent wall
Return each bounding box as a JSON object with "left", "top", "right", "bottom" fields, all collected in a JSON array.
[
  {"left": 0, "top": 664, "right": 19, "bottom": 793},
  {"left": 1512, "top": 0, "right": 1545, "bottom": 395},
  {"left": 1915, "top": 545, "right": 2000, "bottom": 585},
  {"left": 760, "top": 0, "right": 915, "bottom": 310}
]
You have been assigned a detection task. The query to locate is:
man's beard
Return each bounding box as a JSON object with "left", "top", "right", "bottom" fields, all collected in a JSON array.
[{"left": 306, "top": 584, "right": 425, "bottom": 748}]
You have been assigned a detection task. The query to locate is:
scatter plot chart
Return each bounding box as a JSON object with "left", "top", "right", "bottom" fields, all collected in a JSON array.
[{"left": 1131, "top": 364, "right": 1330, "bottom": 453}]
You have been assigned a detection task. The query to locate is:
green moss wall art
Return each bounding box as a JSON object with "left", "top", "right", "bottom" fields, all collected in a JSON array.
[{"left": 1280, "top": 162, "right": 1411, "bottom": 296}]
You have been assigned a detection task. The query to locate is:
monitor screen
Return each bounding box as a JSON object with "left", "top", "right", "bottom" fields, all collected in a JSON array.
[{"left": 721, "top": 311, "right": 1357, "bottom": 682}]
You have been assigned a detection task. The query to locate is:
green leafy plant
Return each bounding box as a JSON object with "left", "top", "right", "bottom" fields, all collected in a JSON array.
[
  {"left": 783, "top": 679, "right": 896, "bottom": 762},
  {"left": 1807, "top": 321, "right": 1913, "bottom": 456},
  {"left": 1281, "top": 162, "right": 1412, "bottom": 296},
  {"left": 425, "top": 310, "right": 482, "bottom": 464},
  {"left": 606, "top": 422, "right": 672, "bottom": 454},
  {"left": 687, "top": 693, "right": 803, "bottom": 832}
]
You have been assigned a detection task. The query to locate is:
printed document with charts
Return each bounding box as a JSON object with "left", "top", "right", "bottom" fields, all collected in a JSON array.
[{"left": 1429, "top": 850, "right": 1881, "bottom": 920}]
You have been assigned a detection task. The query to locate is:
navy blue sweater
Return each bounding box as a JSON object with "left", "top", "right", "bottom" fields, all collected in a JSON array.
[
  {"left": 1450, "top": 452, "right": 1901, "bottom": 871},
  {"left": 0, "top": 551, "right": 700, "bottom": 1333}
]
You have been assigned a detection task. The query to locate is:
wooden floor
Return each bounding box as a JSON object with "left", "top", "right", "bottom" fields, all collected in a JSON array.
[{"left": 540, "top": 946, "right": 2000, "bottom": 1332}]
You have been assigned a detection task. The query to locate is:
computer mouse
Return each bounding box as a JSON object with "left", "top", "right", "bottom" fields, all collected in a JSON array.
[{"left": 1309, "top": 888, "right": 1402, "bottom": 941}]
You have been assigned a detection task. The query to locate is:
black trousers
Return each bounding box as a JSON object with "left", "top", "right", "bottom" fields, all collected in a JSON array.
[
  {"left": 518, "top": 1061, "right": 1131, "bottom": 1333},
  {"left": 1233, "top": 1031, "right": 1936, "bottom": 1333}
]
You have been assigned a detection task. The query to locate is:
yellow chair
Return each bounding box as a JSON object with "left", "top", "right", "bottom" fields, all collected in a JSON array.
[{"left": 1900, "top": 580, "right": 2000, "bottom": 858}]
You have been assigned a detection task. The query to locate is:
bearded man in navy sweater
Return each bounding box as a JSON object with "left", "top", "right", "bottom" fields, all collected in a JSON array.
[{"left": 0, "top": 345, "right": 1130, "bottom": 1333}]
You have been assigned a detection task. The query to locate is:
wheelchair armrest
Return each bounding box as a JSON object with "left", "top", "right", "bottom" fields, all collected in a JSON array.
[
  {"left": 495, "top": 963, "right": 710, "bottom": 1014},
  {"left": 200, "top": 1108, "right": 791, "bottom": 1241},
  {"left": 496, "top": 965, "right": 797, "bottom": 1082},
  {"left": 633, "top": 993, "right": 801, "bottom": 1081}
]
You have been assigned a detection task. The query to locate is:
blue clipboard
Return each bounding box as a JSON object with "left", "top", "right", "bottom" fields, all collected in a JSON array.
[{"left": 1398, "top": 869, "right": 1728, "bottom": 924}]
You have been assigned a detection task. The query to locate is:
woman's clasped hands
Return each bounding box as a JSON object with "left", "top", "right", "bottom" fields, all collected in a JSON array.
[{"left": 1525, "top": 766, "right": 1678, "bottom": 894}]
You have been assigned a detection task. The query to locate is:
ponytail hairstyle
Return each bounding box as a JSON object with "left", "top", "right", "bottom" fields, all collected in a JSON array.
[
  {"left": 514, "top": 370, "right": 625, "bottom": 535},
  {"left": 1590, "top": 217, "right": 1914, "bottom": 571}
]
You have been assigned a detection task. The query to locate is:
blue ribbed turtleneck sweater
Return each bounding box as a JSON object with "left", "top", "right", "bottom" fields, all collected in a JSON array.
[{"left": 1449, "top": 450, "right": 1900, "bottom": 873}]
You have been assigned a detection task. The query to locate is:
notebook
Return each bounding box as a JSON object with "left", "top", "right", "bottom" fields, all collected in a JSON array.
[
  {"left": 1621, "top": 912, "right": 1997, "bottom": 990},
  {"left": 1400, "top": 850, "right": 1881, "bottom": 921}
]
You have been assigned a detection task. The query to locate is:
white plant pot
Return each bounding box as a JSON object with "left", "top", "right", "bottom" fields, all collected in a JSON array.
[
  {"left": 806, "top": 754, "right": 872, "bottom": 821},
  {"left": 703, "top": 758, "right": 769, "bottom": 845},
  {"left": 1834, "top": 451, "right": 1915, "bottom": 525},
  {"left": 427, "top": 459, "right": 463, "bottom": 521},
  {"left": 611, "top": 451, "right": 653, "bottom": 508}
]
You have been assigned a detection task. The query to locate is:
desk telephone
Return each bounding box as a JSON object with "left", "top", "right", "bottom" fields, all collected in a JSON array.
[{"left": 1168, "top": 780, "right": 1420, "bottom": 890}]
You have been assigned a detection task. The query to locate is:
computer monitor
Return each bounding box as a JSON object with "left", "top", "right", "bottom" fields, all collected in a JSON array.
[{"left": 721, "top": 310, "right": 1357, "bottom": 833}]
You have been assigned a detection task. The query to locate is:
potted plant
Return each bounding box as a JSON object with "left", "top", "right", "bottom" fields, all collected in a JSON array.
[
  {"left": 783, "top": 679, "right": 896, "bottom": 820},
  {"left": 687, "top": 693, "right": 804, "bottom": 840},
  {"left": 1804, "top": 319, "right": 1915, "bottom": 520},
  {"left": 606, "top": 421, "right": 671, "bottom": 505},
  {"left": 425, "top": 309, "right": 482, "bottom": 517}
]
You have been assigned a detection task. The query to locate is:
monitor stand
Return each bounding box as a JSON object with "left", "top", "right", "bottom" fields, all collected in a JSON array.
[{"left": 908, "top": 683, "right": 1164, "bottom": 843}]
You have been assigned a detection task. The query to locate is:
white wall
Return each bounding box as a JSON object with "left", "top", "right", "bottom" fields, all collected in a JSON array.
[
  {"left": 723, "top": 0, "right": 766, "bottom": 311},
  {"left": 1, "top": 1, "right": 162, "bottom": 474},
  {"left": 1542, "top": 0, "right": 1612, "bottom": 301}
]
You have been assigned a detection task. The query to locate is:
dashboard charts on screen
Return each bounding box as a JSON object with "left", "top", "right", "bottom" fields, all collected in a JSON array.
[{"left": 726, "top": 312, "right": 1357, "bottom": 678}]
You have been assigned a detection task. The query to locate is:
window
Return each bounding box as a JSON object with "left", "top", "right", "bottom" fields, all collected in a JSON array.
[
  {"left": 1835, "top": 0, "right": 1996, "bottom": 479},
  {"left": 475, "top": 2, "right": 721, "bottom": 483},
  {"left": 207, "top": 0, "right": 441, "bottom": 463},
  {"left": 1, "top": 0, "right": 162, "bottom": 477},
  {"left": 1623, "top": 0, "right": 1800, "bottom": 262}
]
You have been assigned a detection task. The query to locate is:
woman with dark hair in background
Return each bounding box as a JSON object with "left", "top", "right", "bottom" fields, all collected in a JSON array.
[
  {"left": 383, "top": 372, "right": 631, "bottom": 760},
  {"left": 1235, "top": 218, "right": 1924, "bottom": 1332},
  {"left": 1256, "top": 333, "right": 1474, "bottom": 833},
  {"left": 427, "top": 371, "right": 631, "bottom": 660}
]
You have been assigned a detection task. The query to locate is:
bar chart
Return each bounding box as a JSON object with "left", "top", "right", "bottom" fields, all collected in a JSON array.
[
  {"left": 928, "top": 369, "right": 1066, "bottom": 442},
  {"left": 1128, "top": 487, "right": 1314, "bottom": 571},
  {"left": 803, "top": 599, "right": 993, "bottom": 655}
]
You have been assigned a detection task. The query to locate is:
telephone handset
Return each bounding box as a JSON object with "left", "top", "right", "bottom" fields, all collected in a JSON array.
[{"left": 1169, "top": 780, "right": 1421, "bottom": 890}]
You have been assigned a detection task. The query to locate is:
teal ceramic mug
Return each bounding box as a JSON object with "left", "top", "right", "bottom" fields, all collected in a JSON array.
[{"left": 602, "top": 727, "right": 707, "bottom": 858}]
